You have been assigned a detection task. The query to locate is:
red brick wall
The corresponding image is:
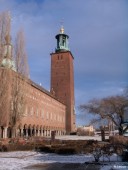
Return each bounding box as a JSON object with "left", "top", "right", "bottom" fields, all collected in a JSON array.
[
  {"left": 0, "top": 69, "right": 66, "bottom": 133},
  {"left": 21, "top": 80, "right": 66, "bottom": 131}
]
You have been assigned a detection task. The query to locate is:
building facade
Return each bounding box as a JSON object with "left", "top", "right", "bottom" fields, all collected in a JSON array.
[
  {"left": 0, "top": 26, "right": 76, "bottom": 138},
  {"left": 77, "top": 125, "right": 95, "bottom": 136}
]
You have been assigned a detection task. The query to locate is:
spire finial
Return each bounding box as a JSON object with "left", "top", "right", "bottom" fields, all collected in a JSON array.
[{"left": 60, "top": 19, "right": 64, "bottom": 34}]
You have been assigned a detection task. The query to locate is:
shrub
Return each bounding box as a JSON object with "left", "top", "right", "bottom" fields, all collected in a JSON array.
[
  {"left": 109, "top": 136, "right": 128, "bottom": 145},
  {"left": 0, "top": 145, "right": 8, "bottom": 152},
  {"left": 36, "top": 145, "right": 55, "bottom": 153},
  {"left": 55, "top": 147, "right": 77, "bottom": 155}
]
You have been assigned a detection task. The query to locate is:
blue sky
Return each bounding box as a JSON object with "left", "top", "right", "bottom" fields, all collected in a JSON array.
[{"left": 0, "top": 0, "right": 128, "bottom": 125}]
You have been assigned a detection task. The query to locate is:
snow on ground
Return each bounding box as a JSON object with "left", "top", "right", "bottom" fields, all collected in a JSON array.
[
  {"left": 0, "top": 151, "right": 92, "bottom": 170},
  {"left": 0, "top": 151, "right": 128, "bottom": 170},
  {"left": 55, "top": 135, "right": 108, "bottom": 141}
]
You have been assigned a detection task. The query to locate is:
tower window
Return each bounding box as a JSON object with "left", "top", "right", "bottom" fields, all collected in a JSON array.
[
  {"left": 61, "top": 55, "right": 63, "bottom": 59},
  {"left": 58, "top": 55, "right": 59, "bottom": 60},
  {"left": 62, "top": 37, "right": 65, "bottom": 46}
]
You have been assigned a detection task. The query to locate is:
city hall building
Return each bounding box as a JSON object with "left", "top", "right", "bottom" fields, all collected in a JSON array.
[{"left": 0, "top": 26, "right": 76, "bottom": 138}]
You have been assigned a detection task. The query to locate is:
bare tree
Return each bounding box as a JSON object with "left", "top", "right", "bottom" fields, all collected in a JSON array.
[
  {"left": 14, "top": 30, "right": 29, "bottom": 77},
  {"left": 0, "top": 11, "right": 29, "bottom": 138},
  {"left": 79, "top": 95, "right": 128, "bottom": 135},
  {"left": 0, "top": 11, "right": 12, "bottom": 132},
  {"left": 0, "top": 11, "right": 11, "bottom": 63},
  {"left": 10, "top": 30, "right": 29, "bottom": 137}
]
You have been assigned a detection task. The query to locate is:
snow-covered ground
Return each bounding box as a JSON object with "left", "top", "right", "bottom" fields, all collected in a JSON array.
[
  {"left": 0, "top": 151, "right": 128, "bottom": 170},
  {"left": 55, "top": 135, "right": 109, "bottom": 141},
  {"left": 0, "top": 151, "right": 91, "bottom": 170}
]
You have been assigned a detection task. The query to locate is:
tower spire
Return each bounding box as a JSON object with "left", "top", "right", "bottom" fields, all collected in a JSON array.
[
  {"left": 60, "top": 25, "right": 64, "bottom": 34},
  {"left": 59, "top": 20, "right": 64, "bottom": 34}
]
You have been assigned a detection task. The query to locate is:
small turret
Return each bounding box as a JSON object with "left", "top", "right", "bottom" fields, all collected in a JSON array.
[{"left": 1, "top": 34, "right": 16, "bottom": 71}]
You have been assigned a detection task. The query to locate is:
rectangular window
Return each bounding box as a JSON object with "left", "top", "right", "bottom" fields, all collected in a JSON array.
[
  {"left": 47, "top": 112, "right": 49, "bottom": 120},
  {"left": 36, "top": 109, "right": 38, "bottom": 117},
  {"left": 42, "top": 110, "right": 44, "bottom": 119},
  {"left": 51, "top": 112, "right": 53, "bottom": 120},
  {"left": 23, "top": 106, "right": 27, "bottom": 116},
  {"left": 11, "top": 101, "right": 13, "bottom": 111},
  {"left": 31, "top": 107, "right": 33, "bottom": 115}
]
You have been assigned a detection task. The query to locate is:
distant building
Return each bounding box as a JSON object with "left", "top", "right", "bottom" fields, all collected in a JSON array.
[
  {"left": 77, "top": 125, "right": 95, "bottom": 136},
  {"left": 0, "top": 26, "right": 76, "bottom": 138}
]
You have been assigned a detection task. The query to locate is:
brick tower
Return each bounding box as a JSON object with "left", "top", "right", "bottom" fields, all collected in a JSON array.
[{"left": 50, "top": 26, "right": 76, "bottom": 134}]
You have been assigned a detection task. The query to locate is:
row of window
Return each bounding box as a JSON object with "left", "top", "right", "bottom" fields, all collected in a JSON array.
[
  {"left": 58, "top": 55, "right": 63, "bottom": 60},
  {"left": 25, "top": 107, "right": 65, "bottom": 123},
  {"left": 26, "top": 93, "right": 65, "bottom": 110}
]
